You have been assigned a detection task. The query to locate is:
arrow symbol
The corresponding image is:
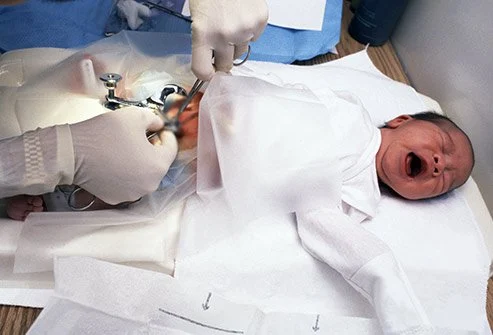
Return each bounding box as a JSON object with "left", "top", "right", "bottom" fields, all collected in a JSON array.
[
  {"left": 312, "top": 314, "right": 320, "bottom": 332},
  {"left": 202, "top": 292, "right": 212, "bottom": 310}
]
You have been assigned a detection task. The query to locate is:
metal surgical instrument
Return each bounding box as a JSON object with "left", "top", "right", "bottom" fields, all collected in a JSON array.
[
  {"left": 168, "top": 44, "right": 252, "bottom": 130},
  {"left": 99, "top": 73, "right": 189, "bottom": 135},
  {"left": 99, "top": 45, "right": 251, "bottom": 137}
]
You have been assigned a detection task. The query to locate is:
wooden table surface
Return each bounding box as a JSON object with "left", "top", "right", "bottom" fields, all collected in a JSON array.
[{"left": 1, "top": 1, "right": 491, "bottom": 334}]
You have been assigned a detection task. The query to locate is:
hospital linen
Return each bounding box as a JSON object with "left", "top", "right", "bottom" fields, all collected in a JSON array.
[
  {"left": 191, "top": 75, "right": 434, "bottom": 334},
  {"left": 297, "top": 87, "right": 432, "bottom": 334}
]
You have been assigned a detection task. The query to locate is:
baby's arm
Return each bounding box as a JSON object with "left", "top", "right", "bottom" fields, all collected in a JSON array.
[{"left": 296, "top": 208, "right": 433, "bottom": 335}]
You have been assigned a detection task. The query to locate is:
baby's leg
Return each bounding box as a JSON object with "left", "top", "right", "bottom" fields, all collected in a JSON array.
[{"left": 6, "top": 195, "right": 44, "bottom": 221}]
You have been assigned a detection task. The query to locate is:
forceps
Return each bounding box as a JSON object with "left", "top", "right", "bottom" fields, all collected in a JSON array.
[
  {"left": 160, "top": 78, "right": 205, "bottom": 135},
  {"left": 150, "top": 45, "right": 252, "bottom": 138}
]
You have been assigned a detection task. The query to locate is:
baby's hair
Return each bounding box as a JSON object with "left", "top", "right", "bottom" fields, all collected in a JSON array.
[
  {"left": 380, "top": 110, "right": 455, "bottom": 128},
  {"left": 379, "top": 110, "right": 475, "bottom": 197},
  {"left": 410, "top": 111, "right": 475, "bottom": 170},
  {"left": 381, "top": 112, "right": 474, "bottom": 163},
  {"left": 410, "top": 111, "right": 457, "bottom": 127}
]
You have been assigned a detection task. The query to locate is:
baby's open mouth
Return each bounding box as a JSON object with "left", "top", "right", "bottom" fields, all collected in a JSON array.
[{"left": 406, "top": 152, "right": 422, "bottom": 177}]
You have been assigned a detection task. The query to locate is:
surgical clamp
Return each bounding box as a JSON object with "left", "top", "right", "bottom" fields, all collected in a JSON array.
[
  {"left": 167, "top": 44, "right": 252, "bottom": 130},
  {"left": 99, "top": 45, "right": 251, "bottom": 138}
]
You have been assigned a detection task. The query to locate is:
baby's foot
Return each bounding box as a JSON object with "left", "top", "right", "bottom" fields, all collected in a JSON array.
[{"left": 6, "top": 195, "right": 44, "bottom": 221}]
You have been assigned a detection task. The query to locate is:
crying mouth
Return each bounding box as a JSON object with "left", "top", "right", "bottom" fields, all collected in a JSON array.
[{"left": 408, "top": 152, "right": 422, "bottom": 177}]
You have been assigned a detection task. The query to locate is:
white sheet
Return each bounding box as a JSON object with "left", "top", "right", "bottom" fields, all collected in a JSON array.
[
  {"left": 29, "top": 256, "right": 386, "bottom": 335},
  {"left": 266, "top": 0, "right": 327, "bottom": 31},
  {"left": 197, "top": 74, "right": 342, "bottom": 221},
  {"left": 177, "top": 52, "right": 492, "bottom": 333},
  {"left": 0, "top": 33, "right": 491, "bottom": 333}
]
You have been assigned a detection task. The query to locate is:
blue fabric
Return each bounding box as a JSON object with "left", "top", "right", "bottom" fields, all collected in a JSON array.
[
  {"left": 105, "top": 0, "right": 343, "bottom": 63},
  {"left": 0, "top": 0, "right": 342, "bottom": 63},
  {"left": 0, "top": 0, "right": 113, "bottom": 53},
  {"left": 250, "top": 0, "right": 343, "bottom": 63}
]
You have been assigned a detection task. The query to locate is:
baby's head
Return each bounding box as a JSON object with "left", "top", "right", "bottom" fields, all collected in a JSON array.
[{"left": 376, "top": 112, "right": 474, "bottom": 200}]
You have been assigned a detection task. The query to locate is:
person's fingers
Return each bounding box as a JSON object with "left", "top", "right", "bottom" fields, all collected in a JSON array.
[
  {"left": 137, "top": 3, "right": 151, "bottom": 17},
  {"left": 148, "top": 133, "right": 162, "bottom": 145},
  {"left": 156, "top": 131, "right": 178, "bottom": 152},
  {"left": 251, "top": 3, "right": 269, "bottom": 41},
  {"left": 213, "top": 44, "right": 235, "bottom": 74},
  {"left": 135, "top": 108, "right": 164, "bottom": 133},
  {"left": 191, "top": 43, "right": 214, "bottom": 81},
  {"left": 127, "top": 13, "right": 143, "bottom": 30},
  {"left": 153, "top": 131, "right": 178, "bottom": 165},
  {"left": 233, "top": 42, "right": 249, "bottom": 61}
]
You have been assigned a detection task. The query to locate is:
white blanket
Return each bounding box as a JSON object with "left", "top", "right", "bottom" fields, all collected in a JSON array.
[
  {"left": 176, "top": 185, "right": 489, "bottom": 332},
  {"left": 176, "top": 52, "right": 491, "bottom": 333},
  {"left": 0, "top": 33, "right": 490, "bottom": 333}
]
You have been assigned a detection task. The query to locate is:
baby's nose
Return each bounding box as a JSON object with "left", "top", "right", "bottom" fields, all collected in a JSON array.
[{"left": 432, "top": 153, "right": 445, "bottom": 176}]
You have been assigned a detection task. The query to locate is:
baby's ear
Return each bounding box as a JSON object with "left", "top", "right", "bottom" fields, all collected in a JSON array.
[{"left": 385, "top": 115, "right": 413, "bottom": 129}]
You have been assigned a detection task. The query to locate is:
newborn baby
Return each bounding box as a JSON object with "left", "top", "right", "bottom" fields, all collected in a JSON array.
[{"left": 5, "top": 87, "right": 473, "bottom": 220}]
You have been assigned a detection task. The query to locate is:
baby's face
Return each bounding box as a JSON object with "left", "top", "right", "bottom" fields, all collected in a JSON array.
[{"left": 376, "top": 115, "right": 473, "bottom": 200}]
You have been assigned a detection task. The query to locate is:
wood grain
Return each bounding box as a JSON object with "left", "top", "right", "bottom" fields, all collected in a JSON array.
[
  {"left": 0, "top": 1, "right": 490, "bottom": 333},
  {"left": 0, "top": 305, "right": 42, "bottom": 335}
]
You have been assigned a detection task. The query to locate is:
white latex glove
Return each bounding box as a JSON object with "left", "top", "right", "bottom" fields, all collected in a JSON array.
[
  {"left": 70, "top": 108, "right": 178, "bottom": 204},
  {"left": 0, "top": 108, "right": 176, "bottom": 203},
  {"left": 117, "top": 0, "right": 152, "bottom": 30},
  {"left": 189, "top": 0, "right": 268, "bottom": 81}
]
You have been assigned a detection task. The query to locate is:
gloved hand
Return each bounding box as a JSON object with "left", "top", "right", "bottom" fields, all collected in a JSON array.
[
  {"left": 70, "top": 107, "right": 178, "bottom": 204},
  {"left": 117, "top": 0, "right": 152, "bottom": 30},
  {"left": 189, "top": 0, "right": 268, "bottom": 81}
]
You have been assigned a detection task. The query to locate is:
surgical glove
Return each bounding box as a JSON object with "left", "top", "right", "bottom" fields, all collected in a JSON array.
[
  {"left": 70, "top": 107, "right": 178, "bottom": 204},
  {"left": 117, "top": 0, "right": 151, "bottom": 30},
  {"left": 189, "top": 0, "right": 268, "bottom": 81}
]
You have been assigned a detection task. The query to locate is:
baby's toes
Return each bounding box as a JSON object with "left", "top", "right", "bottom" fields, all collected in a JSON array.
[
  {"left": 31, "top": 206, "right": 44, "bottom": 213},
  {"left": 27, "top": 196, "right": 43, "bottom": 207},
  {"left": 6, "top": 195, "right": 44, "bottom": 221},
  {"left": 28, "top": 196, "right": 44, "bottom": 212}
]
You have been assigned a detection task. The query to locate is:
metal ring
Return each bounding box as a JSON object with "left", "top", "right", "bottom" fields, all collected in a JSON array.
[
  {"left": 68, "top": 186, "right": 96, "bottom": 211},
  {"left": 233, "top": 45, "right": 251, "bottom": 67}
]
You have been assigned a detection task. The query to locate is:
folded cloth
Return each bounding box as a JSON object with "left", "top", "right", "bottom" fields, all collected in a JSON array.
[{"left": 197, "top": 74, "right": 342, "bottom": 221}]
